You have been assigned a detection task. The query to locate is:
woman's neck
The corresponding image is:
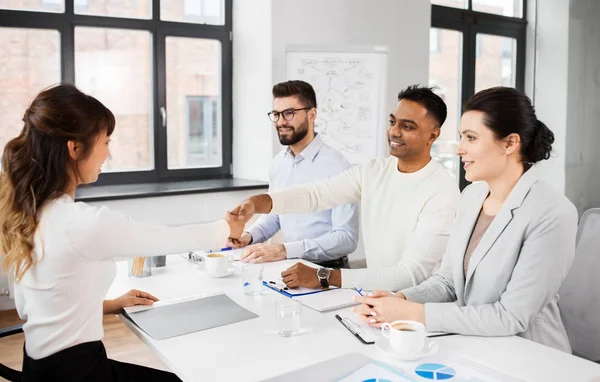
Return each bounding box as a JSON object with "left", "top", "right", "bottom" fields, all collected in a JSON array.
[{"left": 486, "top": 161, "right": 525, "bottom": 205}]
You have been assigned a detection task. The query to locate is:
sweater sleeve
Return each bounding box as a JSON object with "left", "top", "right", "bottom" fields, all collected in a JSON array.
[
  {"left": 340, "top": 179, "right": 459, "bottom": 291},
  {"left": 65, "top": 202, "right": 230, "bottom": 260},
  {"left": 268, "top": 165, "right": 363, "bottom": 214}
]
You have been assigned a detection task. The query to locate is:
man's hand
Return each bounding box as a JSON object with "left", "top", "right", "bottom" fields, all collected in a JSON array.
[
  {"left": 281, "top": 262, "right": 321, "bottom": 289},
  {"left": 228, "top": 232, "right": 252, "bottom": 249},
  {"left": 225, "top": 211, "right": 246, "bottom": 241},
  {"left": 228, "top": 194, "right": 273, "bottom": 224},
  {"left": 240, "top": 243, "right": 286, "bottom": 263},
  {"left": 103, "top": 289, "right": 159, "bottom": 315}
]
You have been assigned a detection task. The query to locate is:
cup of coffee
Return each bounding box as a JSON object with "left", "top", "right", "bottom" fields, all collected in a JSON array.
[
  {"left": 380, "top": 320, "right": 425, "bottom": 354},
  {"left": 205, "top": 253, "right": 232, "bottom": 277}
]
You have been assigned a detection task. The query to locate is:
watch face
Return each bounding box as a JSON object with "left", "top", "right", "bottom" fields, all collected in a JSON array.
[{"left": 317, "top": 267, "right": 329, "bottom": 279}]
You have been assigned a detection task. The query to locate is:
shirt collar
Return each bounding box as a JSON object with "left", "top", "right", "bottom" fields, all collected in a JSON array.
[{"left": 284, "top": 134, "right": 324, "bottom": 162}]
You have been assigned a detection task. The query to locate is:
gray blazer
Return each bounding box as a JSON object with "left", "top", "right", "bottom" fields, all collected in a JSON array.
[{"left": 401, "top": 167, "right": 578, "bottom": 352}]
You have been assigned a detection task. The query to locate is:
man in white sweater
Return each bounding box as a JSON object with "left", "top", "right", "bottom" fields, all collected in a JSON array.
[{"left": 229, "top": 85, "right": 460, "bottom": 292}]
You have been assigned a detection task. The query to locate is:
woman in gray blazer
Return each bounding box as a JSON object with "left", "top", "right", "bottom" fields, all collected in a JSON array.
[{"left": 354, "top": 87, "right": 578, "bottom": 353}]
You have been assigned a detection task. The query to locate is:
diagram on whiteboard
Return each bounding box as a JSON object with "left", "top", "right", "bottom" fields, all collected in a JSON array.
[{"left": 287, "top": 50, "right": 387, "bottom": 164}]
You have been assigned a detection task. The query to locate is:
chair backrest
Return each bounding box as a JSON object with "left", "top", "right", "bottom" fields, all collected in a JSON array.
[
  {"left": 559, "top": 208, "right": 600, "bottom": 362},
  {"left": 0, "top": 323, "right": 23, "bottom": 381}
]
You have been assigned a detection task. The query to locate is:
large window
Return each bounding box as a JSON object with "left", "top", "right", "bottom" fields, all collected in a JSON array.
[
  {"left": 0, "top": 0, "right": 232, "bottom": 185},
  {"left": 429, "top": 0, "right": 526, "bottom": 189}
]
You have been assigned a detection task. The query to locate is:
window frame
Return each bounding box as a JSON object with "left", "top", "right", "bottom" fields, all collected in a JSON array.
[
  {"left": 431, "top": 0, "right": 527, "bottom": 190},
  {"left": 0, "top": 0, "right": 233, "bottom": 186}
]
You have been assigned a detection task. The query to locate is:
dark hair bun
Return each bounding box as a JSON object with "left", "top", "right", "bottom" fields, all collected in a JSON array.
[{"left": 524, "top": 119, "right": 554, "bottom": 163}]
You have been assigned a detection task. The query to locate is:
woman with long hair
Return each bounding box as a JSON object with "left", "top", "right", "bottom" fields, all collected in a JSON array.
[
  {"left": 353, "top": 86, "right": 578, "bottom": 353},
  {"left": 0, "top": 84, "right": 243, "bottom": 381}
]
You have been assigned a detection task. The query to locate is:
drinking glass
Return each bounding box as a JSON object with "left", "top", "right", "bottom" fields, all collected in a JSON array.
[
  {"left": 242, "top": 264, "right": 264, "bottom": 296},
  {"left": 275, "top": 299, "right": 302, "bottom": 337}
]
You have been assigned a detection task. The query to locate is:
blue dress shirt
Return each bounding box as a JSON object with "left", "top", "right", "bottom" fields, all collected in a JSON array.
[{"left": 247, "top": 134, "right": 359, "bottom": 262}]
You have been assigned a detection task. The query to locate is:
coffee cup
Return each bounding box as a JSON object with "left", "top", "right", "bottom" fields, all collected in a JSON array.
[
  {"left": 380, "top": 320, "right": 425, "bottom": 354},
  {"left": 205, "top": 253, "right": 232, "bottom": 277}
]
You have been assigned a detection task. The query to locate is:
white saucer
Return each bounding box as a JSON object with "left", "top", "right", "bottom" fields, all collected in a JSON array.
[
  {"left": 375, "top": 337, "right": 439, "bottom": 361},
  {"left": 207, "top": 268, "right": 235, "bottom": 278}
]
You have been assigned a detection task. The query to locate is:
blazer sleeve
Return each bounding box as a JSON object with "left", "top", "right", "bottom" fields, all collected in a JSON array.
[{"left": 422, "top": 201, "right": 578, "bottom": 336}]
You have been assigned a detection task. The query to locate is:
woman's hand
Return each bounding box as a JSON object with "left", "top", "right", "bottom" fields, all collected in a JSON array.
[
  {"left": 352, "top": 294, "right": 425, "bottom": 328},
  {"left": 103, "top": 289, "right": 159, "bottom": 315}
]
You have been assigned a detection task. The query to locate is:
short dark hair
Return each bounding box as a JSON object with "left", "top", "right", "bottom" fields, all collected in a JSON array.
[
  {"left": 272, "top": 80, "right": 317, "bottom": 109},
  {"left": 397, "top": 85, "right": 447, "bottom": 128},
  {"left": 463, "top": 86, "right": 554, "bottom": 165}
]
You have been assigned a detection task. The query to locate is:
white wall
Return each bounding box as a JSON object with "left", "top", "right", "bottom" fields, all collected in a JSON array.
[
  {"left": 565, "top": 0, "right": 600, "bottom": 215},
  {"left": 232, "top": 0, "right": 274, "bottom": 182},
  {"left": 528, "top": 0, "right": 571, "bottom": 194}
]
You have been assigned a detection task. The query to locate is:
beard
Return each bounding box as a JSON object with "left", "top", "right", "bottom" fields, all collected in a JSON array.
[{"left": 277, "top": 119, "right": 309, "bottom": 145}]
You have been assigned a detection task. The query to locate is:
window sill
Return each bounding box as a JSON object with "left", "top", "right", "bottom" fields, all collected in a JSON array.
[{"left": 75, "top": 178, "right": 268, "bottom": 203}]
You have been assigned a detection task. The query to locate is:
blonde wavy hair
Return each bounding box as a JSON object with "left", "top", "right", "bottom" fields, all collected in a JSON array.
[{"left": 0, "top": 84, "right": 115, "bottom": 282}]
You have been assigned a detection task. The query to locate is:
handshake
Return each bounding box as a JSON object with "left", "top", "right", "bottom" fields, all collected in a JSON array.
[{"left": 224, "top": 193, "right": 273, "bottom": 248}]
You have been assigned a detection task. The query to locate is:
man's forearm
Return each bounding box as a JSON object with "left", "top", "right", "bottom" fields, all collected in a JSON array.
[{"left": 250, "top": 194, "right": 273, "bottom": 214}]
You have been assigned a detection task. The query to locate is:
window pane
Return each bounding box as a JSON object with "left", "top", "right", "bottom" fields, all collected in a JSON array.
[
  {"left": 75, "top": 0, "right": 151, "bottom": 19},
  {"left": 161, "top": 0, "right": 225, "bottom": 25},
  {"left": 475, "top": 34, "right": 517, "bottom": 93},
  {"left": 75, "top": 27, "right": 153, "bottom": 172},
  {"left": 0, "top": 28, "right": 60, "bottom": 164},
  {"left": 431, "top": 0, "right": 467, "bottom": 9},
  {"left": 429, "top": 28, "right": 462, "bottom": 181},
  {"left": 0, "top": 0, "right": 64, "bottom": 13},
  {"left": 472, "top": 0, "right": 523, "bottom": 18},
  {"left": 166, "top": 37, "right": 222, "bottom": 169}
]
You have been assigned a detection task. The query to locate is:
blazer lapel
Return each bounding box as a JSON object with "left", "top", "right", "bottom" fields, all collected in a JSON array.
[
  {"left": 454, "top": 184, "right": 489, "bottom": 303},
  {"left": 464, "top": 167, "right": 541, "bottom": 291}
]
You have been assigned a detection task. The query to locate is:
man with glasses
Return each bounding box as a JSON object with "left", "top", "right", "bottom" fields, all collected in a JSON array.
[{"left": 235, "top": 80, "right": 359, "bottom": 269}]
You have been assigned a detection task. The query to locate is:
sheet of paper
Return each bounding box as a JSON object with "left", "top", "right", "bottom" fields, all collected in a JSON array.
[
  {"left": 336, "top": 310, "right": 449, "bottom": 341},
  {"left": 296, "top": 288, "right": 360, "bottom": 312},
  {"left": 338, "top": 361, "right": 413, "bottom": 382},
  {"left": 408, "top": 356, "right": 525, "bottom": 382}
]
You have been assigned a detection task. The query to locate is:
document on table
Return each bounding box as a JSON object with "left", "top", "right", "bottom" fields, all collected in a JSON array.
[
  {"left": 295, "top": 288, "right": 359, "bottom": 312},
  {"left": 337, "top": 361, "right": 411, "bottom": 382},
  {"left": 122, "top": 293, "right": 258, "bottom": 340},
  {"left": 407, "top": 356, "right": 526, "bottom": 382},
  {"left": 336, "top": 310, "right": 454, "bottom": 343}
]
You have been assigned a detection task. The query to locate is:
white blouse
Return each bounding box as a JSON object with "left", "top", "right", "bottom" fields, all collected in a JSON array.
[{"left": 14, "top": 194, "right": 230, "bottom": 359}]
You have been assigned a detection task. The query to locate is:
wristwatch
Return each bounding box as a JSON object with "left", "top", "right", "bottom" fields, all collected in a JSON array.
[{"left": 316, "top": 267, "right": 331, "bottom": 290}]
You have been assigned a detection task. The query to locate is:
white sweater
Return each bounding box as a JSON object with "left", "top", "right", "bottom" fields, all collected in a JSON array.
[
  {"left": 269, "top": 157, "right": 459, "bottom": 291},
  {"left": 14, "top": 194, "right": 230, "bottom": 359}
]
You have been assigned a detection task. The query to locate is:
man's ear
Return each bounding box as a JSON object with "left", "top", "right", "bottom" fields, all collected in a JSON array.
[
  {"left": 429, "top": 127, "right": 441, "bottom": 145},
  {"left": 308, "top": 107, "right": 317, "bottom": 123},
  {"left": 67, "top": 140, "right": 80, "bottom": 161}
]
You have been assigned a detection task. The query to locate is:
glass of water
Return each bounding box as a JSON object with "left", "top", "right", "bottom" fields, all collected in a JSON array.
[
  {"left": 242, "top": 264, "right": 264, "bottom": 296},
  {"left": 275, "top": 299, "right": 302, "bottom": 337}
]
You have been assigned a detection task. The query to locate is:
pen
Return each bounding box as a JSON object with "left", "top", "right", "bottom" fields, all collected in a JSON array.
[
  {"left": 352, "top": 283, "right": 364, "bottom": 296},
  {"left": 207, "top": 247, "right": 233, "bottom": 253}
]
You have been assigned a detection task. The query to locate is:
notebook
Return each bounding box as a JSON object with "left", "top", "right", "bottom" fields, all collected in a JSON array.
[{"left": 295, "top": 288, "right": 360, "bottom": 312}]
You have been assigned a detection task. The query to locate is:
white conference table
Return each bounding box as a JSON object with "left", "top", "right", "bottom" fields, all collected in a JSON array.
[{"left": 107, "top": 255, "right": 600, "bottom": 382}]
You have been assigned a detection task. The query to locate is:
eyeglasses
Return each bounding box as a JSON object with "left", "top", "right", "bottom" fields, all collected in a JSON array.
[{"left": 267, "top": 107, "right": 311, "bottom": 122}]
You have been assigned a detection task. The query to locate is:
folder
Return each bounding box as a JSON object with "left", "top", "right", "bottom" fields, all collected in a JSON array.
[
  {"left": 262, "top": 280, "right": 339, "bottom": 297},
  {"left": 123, "top": 293, "right": 258, "bottom": 340}
]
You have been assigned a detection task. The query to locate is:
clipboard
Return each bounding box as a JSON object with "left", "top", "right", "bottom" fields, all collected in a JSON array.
[
  {"left": 262, "top": 280, "right": 338, "bottom": 297},
  {"left": 335, "top": 314, "right": 376, "bottom": 345}
]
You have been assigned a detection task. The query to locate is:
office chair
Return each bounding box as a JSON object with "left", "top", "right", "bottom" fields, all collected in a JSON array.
[
  {"left": 0, "top": 322, "right": 23, "bottom": 381},
  {"left": 559, "top": 208, "right": 600, "bottom": 363}
]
